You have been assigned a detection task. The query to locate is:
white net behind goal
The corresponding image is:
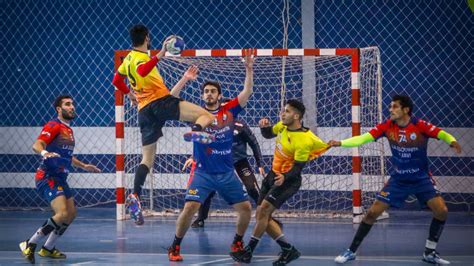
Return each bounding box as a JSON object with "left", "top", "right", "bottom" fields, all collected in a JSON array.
[{"left": 121, "top": 47, "right": 384, "bottom": 217}]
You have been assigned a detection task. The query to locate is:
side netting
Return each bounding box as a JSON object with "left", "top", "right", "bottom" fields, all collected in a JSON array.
[{"left": 119, "top": 47, "right": 385, "bottom": 218}]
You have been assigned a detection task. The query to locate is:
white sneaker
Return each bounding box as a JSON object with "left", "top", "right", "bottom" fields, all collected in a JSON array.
[
  {"left": 422, "top": 251, "right": 450, "bottom": 265},
  {"left": 334, "top": 249, "right": 356, "bottom": 263}
]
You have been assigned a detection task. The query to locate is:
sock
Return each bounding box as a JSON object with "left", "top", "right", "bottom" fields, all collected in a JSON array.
[
  {"left": 29, "top": 218, "right": 59, "bottom": 244},
  {"left": 275, "top": 234, "right": 292, "bottom": 249},
  {"left": 133, "top": 164, "right": 149, "bottom": 196},
  {"left": 248, "top": 236, "right": 260, "bottom": 252},
  {"left": 233, "top": 234, "right": 243, "bottom": 244},
  {"left": 172, "top": 235, "right": 183, "bottom": 247},
  {"left": 349, "top": 221, "right": 373, "bottom": 253},
  {"left": 43, "top": 231, "right": 59, "bottom": 250},
  {"left": 191, "top": 124, "right": 203, "bottom": 131},
  {"left": 44, "top": 223, "right": 69, "bottom": 250},
  {"left": 425, "top": 218, "right": 446, "bottom": 254}
]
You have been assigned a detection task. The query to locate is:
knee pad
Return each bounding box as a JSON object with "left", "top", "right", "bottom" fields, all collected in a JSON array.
[
  {"left": 57, "top": 223, "right": 69, "bottom": 236},
  {"left": 41, "top": 218, "right": 60, "bottom": 235}
]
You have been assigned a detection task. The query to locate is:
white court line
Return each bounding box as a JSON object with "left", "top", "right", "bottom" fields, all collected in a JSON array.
[
  {"left": 0, "top": 252, "right": 472, "bottom": 263},
  {"left": 2, "top": 215, "right": 474, "bottom": 227}
]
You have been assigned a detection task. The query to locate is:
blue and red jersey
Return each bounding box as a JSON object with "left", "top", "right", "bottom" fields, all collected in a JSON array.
[
  {"left": 193, "top": 97, "right": 242, "bottom": 174},
  {"left": 36, "top": 118, "right": 75, "bottom": 179},
  {"left": 369, "top": 117, "right": 441, "bottom": 182}
]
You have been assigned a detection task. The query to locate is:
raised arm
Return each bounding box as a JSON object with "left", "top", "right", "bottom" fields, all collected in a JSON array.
[
  {"left": 237, "top": 48, "right": 254, "bottom": 107},
  {"left": 170, "top": 65, "right": 199, "bottom": 97}
]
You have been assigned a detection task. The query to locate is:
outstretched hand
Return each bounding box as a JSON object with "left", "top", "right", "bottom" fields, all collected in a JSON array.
[
  {"left": 242, "top": 48, "right": 255, "bottom": 69},
  {"left": 450, "top": 141, "right": 462, "bottom": 154},
  {"left": 328, "top": 140, "right": 341, "bottom": 147},
  {"left": 183, "top": 65, "right": 199, "bottom": 81},
  {"left": 84, "top": 164, "right": 101, "bottom": 173}
]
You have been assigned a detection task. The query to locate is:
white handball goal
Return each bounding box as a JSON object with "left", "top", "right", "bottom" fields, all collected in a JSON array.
[{"left": 114, "top": 47, "right": 384, "bottom": 223}]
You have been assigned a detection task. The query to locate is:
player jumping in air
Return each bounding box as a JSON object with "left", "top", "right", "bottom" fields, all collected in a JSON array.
[{"left": 112, "top": 24, "right": 215, "bottom": 225}]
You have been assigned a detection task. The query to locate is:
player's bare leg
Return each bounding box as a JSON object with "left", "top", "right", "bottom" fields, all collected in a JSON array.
[
  {"left": 422, "top": 196, "right": 450, "bottom": 264},
  {"left": 168, "top": 201, "right": 201, "bottom": 261},
  {"left": 127, "top": 142, "right": 156, "bottom": 225},
  {"left": 230, "top": 201, "right": 252, "bottom": 252},
  {"left": 38, "top": 197, "right": 75, "bottom": 259},
  {"left": 179, "top": 101, "right": 215, "bottom": 144},
  {"left": 335, "top": 200, "right": 389, "bottom": 263},
  {"left": 20, "top": 195, "right": 70, "bottom": 263}
]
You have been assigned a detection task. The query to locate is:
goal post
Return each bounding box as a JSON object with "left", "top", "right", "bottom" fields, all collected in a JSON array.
[{"left": 114, "top": 47, "right": 384, "bottom": 223}]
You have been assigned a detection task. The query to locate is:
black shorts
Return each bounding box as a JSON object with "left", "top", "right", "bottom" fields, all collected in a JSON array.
[
  {"left": 138, "top": 95, "right": 183, "bottom": 146},
  {"left": 234, "top": 159, "right": 260, "bottom": 203},
  {"left": 257, "top": 170, "right": 302, "bottom": 209}
]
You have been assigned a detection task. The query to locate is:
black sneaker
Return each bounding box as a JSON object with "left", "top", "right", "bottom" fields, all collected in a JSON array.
[
  {"left": 273, "top": 246, "right": 301, "bottom": 265},
  {"left": 230, "top": 245, "right": 253, "bottom": 263},
  {"left": 191, "top": 219, "right": 204, "bottom": 228}
]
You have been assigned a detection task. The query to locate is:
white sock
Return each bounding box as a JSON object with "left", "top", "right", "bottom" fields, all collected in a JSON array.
[
  {"left": 29, "top": 227, "right": 46, "bottom": 244},
  {"left": 44, "top": 231, "right": 60, "bottom": 250}
]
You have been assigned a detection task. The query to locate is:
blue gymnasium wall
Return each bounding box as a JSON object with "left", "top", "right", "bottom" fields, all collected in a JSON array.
[{"left": 1, "top": 0, "right": 472, "bottom": 210}]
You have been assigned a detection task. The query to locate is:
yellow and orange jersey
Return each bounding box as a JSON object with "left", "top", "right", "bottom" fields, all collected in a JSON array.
[
  {"left": 271, "top": 121, "right": 329, "bottom": 174},
  {"left": 118, "top": 50, "right": 170, "bottom": 110}
]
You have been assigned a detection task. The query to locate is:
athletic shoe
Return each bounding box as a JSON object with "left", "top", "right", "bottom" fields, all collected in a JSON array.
[
  {"left": 183, "top": 131, "right": 215, "bottom": 144},
  {"left": 126, "top": 194, "right": 144, "bottom": 225},
  {"left": 168, "top": 245, "right": 183, "bottom": 261},
  {"left": 19, "top": 240, "right": 36, "bottom": 264},
  {"left": 230, "top": 245, "right": 253, "bottom": 263},
  {"left": 230, "top": 240, "right": 244, "bottom": 252},
  {"left": 273, "top": 246, "right": 301, "bottom": 265},
  {"left": 191, "top": 219, "right": 204, "bottom": 228},
  {"left": 334, "top": 249, "right": 356, "bottom": 263},
  {"left": 38, "top": 246, "right": 66, "bottom": 259},
  {"left": 422, "top": 251, "right": 450, "bottom": 264}
]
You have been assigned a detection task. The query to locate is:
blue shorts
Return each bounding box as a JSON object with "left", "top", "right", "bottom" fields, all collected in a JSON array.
[
  {"left": 376, "top": 176, "right": 440, "bottom": 208},
  {"left": 186, "top": 170, "right": 248, "bottom": 205},
  {"left": 35, "top": 170, "right": 73, "bottom": 203}
]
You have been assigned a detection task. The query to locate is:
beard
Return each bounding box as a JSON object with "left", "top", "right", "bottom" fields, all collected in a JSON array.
[
  {"left": 62, "top": 109, "right": 76, "bottom": 120},
  {"left": 205, "top": 98, "right": 218, "bottom": 106}
]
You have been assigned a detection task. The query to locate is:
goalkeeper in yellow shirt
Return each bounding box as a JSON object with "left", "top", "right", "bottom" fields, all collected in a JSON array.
[{"left": 231, "top": 99, "right": 330, "bottom": 265}]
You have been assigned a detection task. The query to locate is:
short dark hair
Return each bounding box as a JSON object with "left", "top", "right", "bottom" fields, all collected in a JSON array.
[
  {"left": 53, "top": 95, "right": 73, "bottom": 110},
  {"left": 201, "top": 80, "right": 222, "bottom": 95},
  {"left": 286, "top": 99, "right": 305, "bottom": 119},
  {"left": 392, "top": 94, "right": 413, "bottom": 116},
  {"left": 129, "top": 24, "right": 149, "bottom": 47}
]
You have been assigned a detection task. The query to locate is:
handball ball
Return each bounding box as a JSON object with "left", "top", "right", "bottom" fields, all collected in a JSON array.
[{"left": 166, "top": 36, "right": 185, "bottom": 55}]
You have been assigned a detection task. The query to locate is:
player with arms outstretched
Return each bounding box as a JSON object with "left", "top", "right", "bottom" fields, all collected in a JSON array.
[
  {"left": 19, "top": 95, "right": 101, "bottom": 264},
  {"left": 111, "top": 24, "right": 215, "bottom": 225},
  {"left": 231, "top": 99, "right": 329, "bottom": 265},
  {"left": 185, "top": 116, "right": 265, "bottom": 229},
  {"left": 167, "top": 49, "right": 255, "bottom": 261},
  {"left": 332, "top": 95, "right": 461, "bottom": 265}
]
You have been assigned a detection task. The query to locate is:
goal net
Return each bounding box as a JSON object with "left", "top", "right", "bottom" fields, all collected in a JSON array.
[{"left": 115, "top": 47, "right": 385, "bottom": 222}]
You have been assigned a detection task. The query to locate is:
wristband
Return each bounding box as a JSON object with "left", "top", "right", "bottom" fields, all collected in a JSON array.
[{"left": 40, "top": 150, "right": 48, "bottom": 157}]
